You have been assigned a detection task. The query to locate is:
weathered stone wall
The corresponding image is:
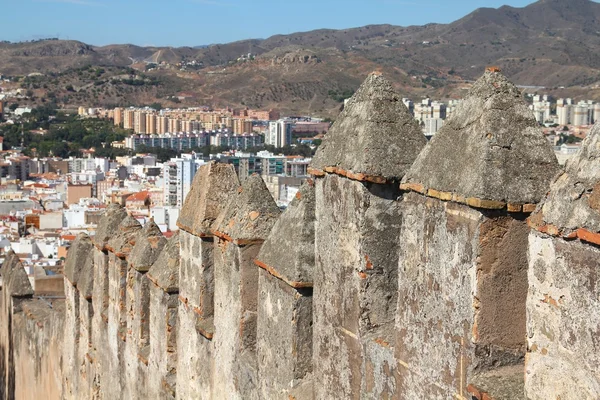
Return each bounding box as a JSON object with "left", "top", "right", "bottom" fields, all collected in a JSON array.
[
  {"left": 395, "top": 193, "right": 530, "bottom": 399},
  {"left": 0, "top": 71, "right": 598, "bottom": 400},
  {"left": 12, "top": 300, "right": 64, "bottom": 400},
  {"left": 526, "top": 233, "right": 600, "bottom": 399},
  {"left": 525, "top": 123, "right": 600, "bottom": 400},
  {"left": 313, "top": 176, "right": 404, "bottom": 399}
]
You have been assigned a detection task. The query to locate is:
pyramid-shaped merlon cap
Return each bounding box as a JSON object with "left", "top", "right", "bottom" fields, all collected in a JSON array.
[
  {"left": 147, "top": 231, "right": 180, "bottom": 293},
  {"left": 1, "top": 250, "right": 34, "bottom": 298},
  {"left": 255, "top": 182, "right": 315, "bottom": 287},
  {"left": 64, "top": 233, "right": 94, "bottom": 286},
  {"left": 129, "top": 220, "right": 167, "bottom": 272},
  {"left": 310, "top": 72, "right": 427, "bottom": 180},
  {"left": 177, "top": 162, "right": 240, "bottom": 237},
  {"left": 212, "top": 174, "right": 281, "bottom": 244},
  {"left": 402, "top": 70, "right": 559, "bottom": 205},
  {"left": 93, "top": 203, "right": 128, "bottom": 250},
  {"left": 531, "top": 123, "right": 600, "bottom": 237},
  {"left": 106, "top": 215, "right": 142, "bottom": 257}
]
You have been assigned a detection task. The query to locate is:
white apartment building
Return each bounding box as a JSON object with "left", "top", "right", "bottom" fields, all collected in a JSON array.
[
  {"left": 266, "top": 120, "right": 293, "bottom": 148},
  {"left": 162, "top": 156, "right": 201, "bottom": 207}
]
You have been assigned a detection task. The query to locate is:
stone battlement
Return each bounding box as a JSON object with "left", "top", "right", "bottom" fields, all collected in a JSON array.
[{"left": 1, "top": 71, "right": 598, "bottom": 400}]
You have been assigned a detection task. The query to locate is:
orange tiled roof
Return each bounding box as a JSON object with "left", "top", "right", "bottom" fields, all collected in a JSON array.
[{"left": 126, "top": 191, "right": 150, "bottom": 202}]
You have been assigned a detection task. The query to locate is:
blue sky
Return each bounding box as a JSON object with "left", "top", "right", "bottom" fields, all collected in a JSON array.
[{"left": 1, "top": 0, "right": 543, "bottom": 47}]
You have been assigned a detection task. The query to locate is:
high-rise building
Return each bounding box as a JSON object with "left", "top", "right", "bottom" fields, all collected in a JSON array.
[
  {"left": 573, "top": 106, "right": 590, "bottom": 127},
  {"left": 146, "top": 113, "right": 157, "bottom": 134},
  {"left": 168, "top": 118, "right": 181, "bottom": 133},
  {"left": 432, "top": 102, "right": 447, "bottom": 120},
  {"left": 113, "top": 108, "right": 123, "bottom": 127},
  {"left": 424, "top": 118, "right": 444, "bottom": 136},
  {"left": 157, "top": 116, "right": 168, "bottom": 134},
  {"left": 594, "top": 104, "right": 600, "bottom": 124},
  {"left": 266, "top": 119, "right": 293, "bottom": 148},
  {"left": 162, "top": 157, "right": 200, "bottom": 207},
  {"left": 233, "top": 118, "right": 253, "bottom": 134},
  {"left": 181, "top": 120, "right": 193, "bottom": 133},
  {"left": 124, "top": 109, "right": 135, "bottom": 130},
  {"left": 557, "top": 105, "right": 571, "bottom": 126},
  {"left": 134, "top": 111, "right": 147, "bottom": 133}
]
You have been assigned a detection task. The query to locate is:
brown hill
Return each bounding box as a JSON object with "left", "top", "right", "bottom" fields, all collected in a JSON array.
[{"left": 2, "top": 0, "right": 600, "bottom": 115}]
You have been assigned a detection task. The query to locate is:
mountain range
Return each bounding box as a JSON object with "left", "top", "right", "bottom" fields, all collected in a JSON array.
[{"left": 1, "top": 0, "right": 600, "bottom": 115}]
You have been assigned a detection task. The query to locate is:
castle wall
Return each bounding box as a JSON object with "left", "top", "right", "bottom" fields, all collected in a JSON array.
[
  {"left": 177, "top": 230, "right": 214, "bottom": 399},
  {"left": 90, "top": 247, "right": 109, "bottom": 395},
  {"left": 395, "top": 192, "right": 528, "bottom": 399},
  {"left": 12, "top": 300, "right": 64, "bottom": 400},
  {"left": 313, "top": 174, "right": 402, "bottom": 399},
  {"left": 123, "top": 267, "right": 150, "bottom": 398},
  {"left": 212, "top": 239, "right": 261, "bottom": 399},
  {"left": 256, "top": 269, "right": 313, "bottom": 399},
  {"left": 525, "top": 232, "right": 600, "bottom": 399},
  {"left": 147, "top": 281, "right": 178, "bottom": 399},
  {"left": 0, "top": 72, "right": 596, "bottom": 400},
  {"left": 62, "top": 278, "right": 80, "bottom": 398}
]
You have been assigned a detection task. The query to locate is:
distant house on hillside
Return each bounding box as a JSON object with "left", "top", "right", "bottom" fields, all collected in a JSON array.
[{"left": 126, "top": 191, "right": 150, "bottom": 210}]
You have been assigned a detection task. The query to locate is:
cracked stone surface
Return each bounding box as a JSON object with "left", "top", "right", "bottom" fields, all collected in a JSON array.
[
  {"left": 1, "top": 250, "right": 34, "bottom": 297},
  {"left": 177, "top": 161, "right": 239, "bottom": 236},
  {"left": 147, "top": 232, "right": 180, "bottom": 294},
  {"left": 310, "top": 72, "right": 426, "bottom": 180},
  {"left": 212, "top": 174, "right": 281, "bottom": 243},
  {"left": 403, "top": 70, "right": 559, "bottom": 205},
  {"left": 106, "top": 215, "right": 142, "bottom": 257},
  {"left": 129, "top": 220, "right": 167, "bottom": 272},
  {"left": 255, "top": 182, "right": 315, "bottom": 286},
  {"left": 93, "top": 203, "right": 128, "bottom": 250}
]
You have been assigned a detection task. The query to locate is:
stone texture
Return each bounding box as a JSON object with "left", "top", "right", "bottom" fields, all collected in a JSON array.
[
  {"left": 403, "top": 70, "right": 559, "bottom": 205},
  {"left": 468, "top": 364, "right": 525, "bottom": 400},
  {"left": 532, "top": 122, "right": 600, "bottom": 236},
  {"left": 123, "top": 266, "right": 150, "bottom": 399},
  {"left": 63, "top": 233, "right": 94, "bottom": 290},
  {"left": 129, "top": 220, "right": 167, "bottom": 272},
  {"left": 255, "top": 182, "right": 316, "bottom": 398},
  {"left": 176, "top": 302, "right": 213, "bottom": 400},
  {"left": 1, "top": 69, "right": 595, "bottom": 400},
  {"left": 177, "top": 161, "right": 240, "bottom": 236},
  {"left": 525, "top": 232, "right": 600, "bottom": 399},
  {"left": 147, "top": 233, "right": 180, "bottom": 400},
  {"left": 395, "top": 192, "right": 528, "bottom": 399},
  {"left": 1, "top": 251, "right": 34, "bottom": 298},
  {"left": 93, "top": 203, "right": 128, "bottom": 250},
  {"left": 310, "top": 72, "right": 428, "bottom": 399},
  {"left": 148, "top": 283, "right": 178, "bottom": 400},
  {"left": 147, "top": 232, "right": 180, "bottom": 294},
  {"left": 212, "top": 174, "right": 281, "bottom": 244},
  {"left": 178, "top": 230, "right": 215, "bottom": 329},
  {"left": 104, "top": 251, "right": 128, "bottom": 399},
  {"left": 313, "top": 174, "right": 403, "bottom": 399},
  {"left": 106, "top": 214, "right": 142, "bottom": 258},
  {"left": 255, "top": 181, "right": 315, "bottom": 287},
  {"left": 11, "top": 300, "right": 65, "bottom": 400},
  {"left": 310, "top": 72, "right": 426, "bottom": 180},
  {"left": 257, "top": 269, "right": 313, "bottom": 399},
  {"left": 77, "top": 296, "right": 95, "bottom": 398},
  {"left": 211, "top": 174, "right": 279, "bottom": 399},
  {"left": 213, "top": 241, "right": 262, "bottom": 400},
  {"left": 62, "top": 278, "right": 80, "bottom": 398},
  {"left": 524, "top": 122, "right": 600, "bottom": 399}
]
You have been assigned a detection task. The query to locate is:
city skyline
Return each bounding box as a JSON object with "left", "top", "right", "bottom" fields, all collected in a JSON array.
[{"left": 2, "top": 0, "right": 549, "bottom": 47}]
